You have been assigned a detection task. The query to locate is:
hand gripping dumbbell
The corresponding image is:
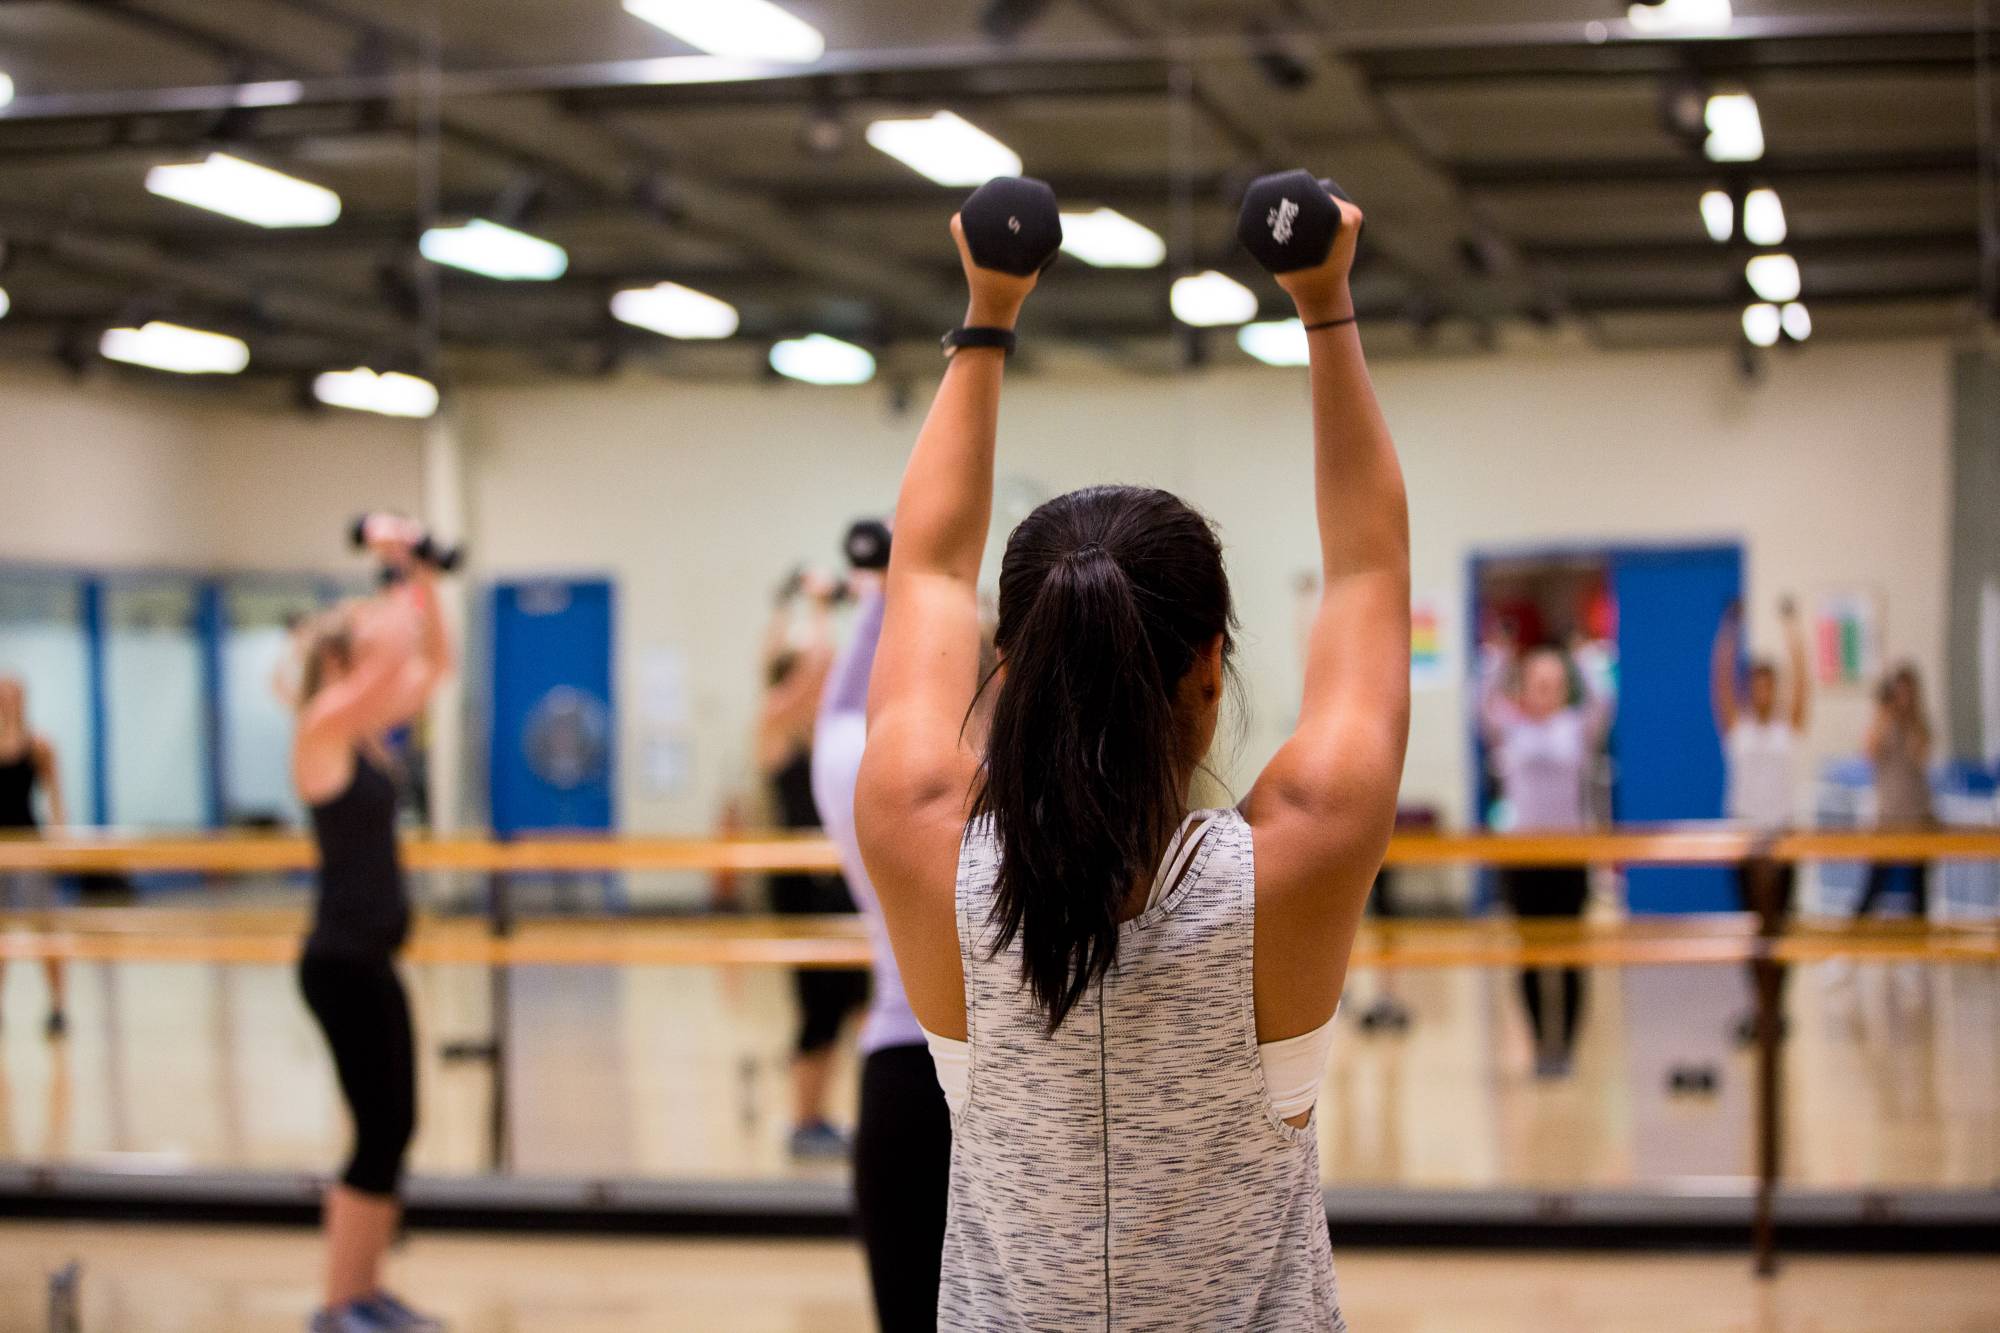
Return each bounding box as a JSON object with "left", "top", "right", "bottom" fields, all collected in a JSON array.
[
  {"left": 348, "top": 513, "right": 463, "bottom": 576},
  {"left": 958, "top": 176, "right": 1064, "bottom": 277},
  {"left": 1235, "top": 169, "right": 1359, "bottom": 273}
]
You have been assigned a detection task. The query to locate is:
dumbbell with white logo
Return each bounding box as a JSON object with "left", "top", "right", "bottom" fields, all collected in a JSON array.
[{"left": 1235, "top": 169, "right": 1360, "bottom": 274}]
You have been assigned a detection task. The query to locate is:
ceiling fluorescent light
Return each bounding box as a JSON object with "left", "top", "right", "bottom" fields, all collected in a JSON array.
[
  {"left": 419, "top": 219, "right": 568, "bottom": 281},
  {"left": 1704, "top": 92, "right": 1764, "bottom": 163},
  {"left": 1745, "top": 253, "right": 1800, "bottom": 303},
  {"left": 0, "top": 73, "right": 14, "bottom": 110},
  {"left": 100, "top": 321, "right": 250, "bottom": 375},
  {"left": 0, "top": 287, "right": 9, "bottom": 320},
  {"left": 610, "top": 282, "right": 741, "bottom": 339},
  {"left": 1058, "top": 208, "right": 1166, "bottom": 268},
  {"left": 864, "top": 111, "right": 1021, "bottom": 187},
  {"left": 1781, "top": 302, "right": 1811, "bottom": 342},
  {"left": 622, "top": 0, "right": 825, "bottom": 63},
  {"left": 145, "top": 152, "right": 341, "bottom": 228},
  {"left": 1699, "top": 189, "right": 1733, "bottom": 243},
  {"left": 1237, "top": 319, "right": 1309, "bottom": 367},
  {"left": 314, "top": 367, "right": 441, "bottom": 419},
  {"left": 1743, "top": 188, "right": 1786, "bottom": 246},
  {"left": 231, "top": 80, "right": 305, "bottom": 108},
  {"left": 770, "top": 334, "right": 875, "bottom": 386},
  {"left": 1627, "top": 0, "right": 1732, "bottom": 36},
  {"left": 1171, "top": 270, "right": 1258, "bottom": 327},
  {"left": 1741, "top": 303, "right": 1780, "bottom": 348}
]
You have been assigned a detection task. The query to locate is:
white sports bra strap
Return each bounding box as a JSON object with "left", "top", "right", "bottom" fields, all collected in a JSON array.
[{"left": 1144, "top": 811, "right": 1222, "bottom": 912}]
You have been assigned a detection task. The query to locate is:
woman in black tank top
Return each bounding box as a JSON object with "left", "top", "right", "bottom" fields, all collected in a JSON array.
[
  {"left": 0, "top": 675, "right": 69, "bottom": 1038},
  {"left": 289, "top": 529, "right": 453, "bottom": 1333}
]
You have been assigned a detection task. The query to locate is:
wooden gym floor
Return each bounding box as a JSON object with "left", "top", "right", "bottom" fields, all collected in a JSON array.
[{"left": 3, "top": 1223, "right": 1998, "bottom": 1332}]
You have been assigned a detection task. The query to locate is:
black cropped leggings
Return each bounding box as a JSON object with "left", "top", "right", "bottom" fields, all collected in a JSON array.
[
  {"left": 1500, "top": 867, "right": 1590, "bottom": 1058},
  {"left": 299, "top": 954, "right": 417, "bottom": 1197},
  {"left": 854, "top": 1043, "right": 952, "bottom": 1333},
  {"left": 770, "top": 873, "right": 870, "bottom": 1055}
]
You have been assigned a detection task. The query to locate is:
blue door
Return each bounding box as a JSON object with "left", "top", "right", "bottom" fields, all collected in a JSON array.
[
  {"left": 489, "top": 579, "right": 615, "bottom": 835},
  {"left": 1611, "top": 545, "right": 1742, "bottom": 913}
]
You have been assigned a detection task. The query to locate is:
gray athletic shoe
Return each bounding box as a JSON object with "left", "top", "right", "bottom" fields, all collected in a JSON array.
[
  {"left": 358, "top": 1291, "right": 446, "bottom": 1332},
  {"left": 308, "top": 1303, "right": 391, "bottom": 1333},
  {"left": 788, "top": 1120, "right": 851, "bottom": 1159}
]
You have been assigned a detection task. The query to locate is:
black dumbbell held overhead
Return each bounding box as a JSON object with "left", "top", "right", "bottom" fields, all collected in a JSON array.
[
  {"left": 349, "top": 513, "right": 463, "bottom": 573},
  {"left": 958, "top": 176, "right": 1063, "bottom": 277},
  {"left": 844, "top": 518, "right": 892, "bottom": 572},
  {"left": 1236, "top": 169, "right": 1352, "bottom": 274}
]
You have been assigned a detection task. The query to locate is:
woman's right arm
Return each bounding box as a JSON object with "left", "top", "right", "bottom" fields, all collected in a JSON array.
[
  {"left": 296, "top": 587, "right": 435, "bottom": 750},
  {"left": 855, "top": 214, "right": 1039, "bottom": 1035},
  {"left": 1241, "top": 190, "right": 1411, "bottom": 1000}
]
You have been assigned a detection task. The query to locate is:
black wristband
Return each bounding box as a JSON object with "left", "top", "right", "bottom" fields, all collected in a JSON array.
[
  {"left": 942, "top": 326, "right": 1018, "bottom": 358},
  {"left": 1304, "top": 314, "right": 1358, "bottom": 332}
]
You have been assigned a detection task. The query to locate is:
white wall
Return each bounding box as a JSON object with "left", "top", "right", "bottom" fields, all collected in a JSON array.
[
  {"left": 461, "top": 336, "right": 1954, "bottom": 833},
  {"left": 0, "top": 368, "right": 424, "bottom": 572}
]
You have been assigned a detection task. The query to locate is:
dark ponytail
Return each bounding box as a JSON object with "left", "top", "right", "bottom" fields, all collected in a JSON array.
[{"left": 973, "top": 485, "right": 1234, "bottom": 1032}]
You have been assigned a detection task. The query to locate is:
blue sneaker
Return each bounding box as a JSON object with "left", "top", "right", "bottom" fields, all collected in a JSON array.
[
  {"left": 358, "top": 1291, "right": 446, "bottom": 1332},
  {"left": 787, "top": 1120, "right": 851, "bottom": 1160},
  {"left": 308, "top": 1302, "right": 392, "bottom": 1333}
]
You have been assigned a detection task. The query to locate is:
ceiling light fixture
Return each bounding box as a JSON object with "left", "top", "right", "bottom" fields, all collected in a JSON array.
[
  {"left": 622, "top": 0, "right": 825, "bottom": 63},
  {"left": 1236, "top": 319, "right": 1310, "bottom": 366},
  {"left": 1703, "top": 92, "right": 1764, "bottom": 163},
  {"left": 314, "top": 367, "right": 441, "bottom": 419},
  {"left": 100, "top": 321, "right": 250, "bottom": 375},
  {"left": 770, "top": 334, "right": 875, "bottom": 385},
  {"left": 611, "top": 282, "right": 741, "bottom": 339},
  {"left": 1742, "top": 187, "right": 1787, "bottom": 247},
  {"left": 1628, "top": 0, "right": 1733, "bottom": 37},
  {"left": 1058, "top": 208, "right": 1167, "bottom": 269},
  {"left": 864, "top": 111, "right": 1022, "bottom": 187},
  {"left": 1745, "top": 252, "right": 1801, "bottom": 303},
  {"left": 1171, "top": 270, "right": 1259, "bottom": 327},
  {"left": 1741, "top": 303, "right": 1780, "bottom": 348},
  {"left": 1699, "top": 189, "right": 1733, "bottom": 243},
  {"left": 145, "top": 152, "right": 342, "bottom": 228},
  {"left": 1781, "top": 302, "right": 1811, "bottom": 342},
  {"left": 418, "top": 219, "right": 569, "bottom": 281}
]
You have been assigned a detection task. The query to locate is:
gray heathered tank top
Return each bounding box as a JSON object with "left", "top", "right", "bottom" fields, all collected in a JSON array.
[{"left": 940, "top": 807, "right": 1344, "bottom": 1332}]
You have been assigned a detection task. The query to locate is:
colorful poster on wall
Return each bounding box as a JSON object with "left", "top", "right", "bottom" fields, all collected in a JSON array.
[
  {"left": 1410, "top": 594, "right": 1448, "bottom": 690},
  {"left": 1811, "top": 589, "right": 1882, "bottom": 687}
]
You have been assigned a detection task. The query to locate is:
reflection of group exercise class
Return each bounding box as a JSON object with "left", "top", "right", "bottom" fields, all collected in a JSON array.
[{"left": 3, "top": 2, "right": 1999, "bottom": 1330}]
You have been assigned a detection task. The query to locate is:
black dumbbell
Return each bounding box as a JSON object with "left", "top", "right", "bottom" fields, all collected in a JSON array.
[
  {"left": 958, "top": 176, "right": 1063, "bottom": 277},
  {"left": 844, "top": 518, "right": 891, "bottom": 572},
  {"left": 349, "top": 513, "right": 463, "bottom": 574},
  {"left": 1666, "top": 1063, "right": 1720, "bottom": 1096},
  {"left": 1236, "top": 169, "right": 1356, "bottom": 274}
]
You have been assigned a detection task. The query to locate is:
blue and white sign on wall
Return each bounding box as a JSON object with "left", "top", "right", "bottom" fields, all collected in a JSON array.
[{"left": 490, "top": 578, "right": 615, "bottom": 835}]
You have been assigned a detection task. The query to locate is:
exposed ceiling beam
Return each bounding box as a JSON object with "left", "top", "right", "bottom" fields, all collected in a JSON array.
[
  {"left": 1569, "top": 283, "right": 1974, "bottom": 316},
  {"left": 23, "top": 223, "right": 426, "bottom": 354},
  {"left": 0, "top": 14, "right": 1974, "bottom": 124},
  {"left": 1353, "top": 30, "right": 1976, "bottom": 85},
  {"left": 1459, "top": 149, "right": 1980, "bottom": 190},
  {"left": 1522, "top": 233, "right": 1979, "bottom": 265}
]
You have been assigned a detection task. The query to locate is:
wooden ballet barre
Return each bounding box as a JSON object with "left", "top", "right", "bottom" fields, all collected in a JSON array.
[
  {"left": 4, "top": 910, "right": 1995, "bottom": 968},
  {"left": 1, "top": 826, "right": 1996, "bottom": 880},
  {"left": 1768, "top": 829, "right": 2000, "bottom": 861},
  {"left": 0, "top": 832, "right": 846, "bottom": 874}
]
